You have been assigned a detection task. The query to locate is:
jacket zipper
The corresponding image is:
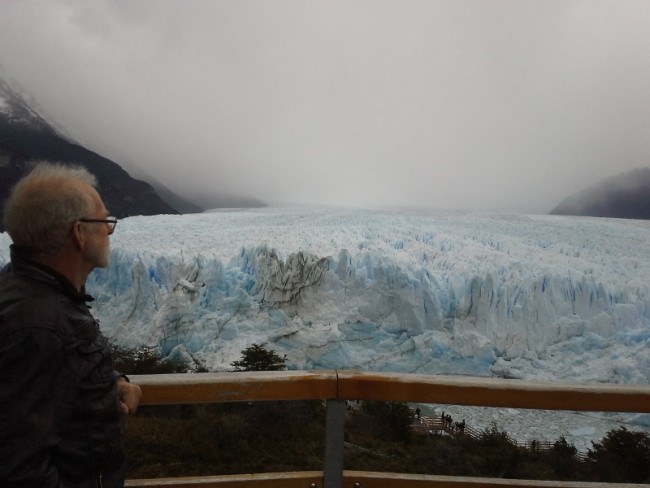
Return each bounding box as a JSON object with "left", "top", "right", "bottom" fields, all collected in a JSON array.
[{"left": 97, "top": 442, "right": 114, "bottom": 488}]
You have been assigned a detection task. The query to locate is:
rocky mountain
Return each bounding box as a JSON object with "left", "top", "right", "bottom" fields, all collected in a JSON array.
[
  {"left": 550, "top": 167, "right": 650, "bottom": 220},
  {"left": 0, "top": 79, "right": 198, "bottom": 231}
]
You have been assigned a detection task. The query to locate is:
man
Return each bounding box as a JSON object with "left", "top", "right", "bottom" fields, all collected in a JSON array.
[{"left": 0, "top": 162, "right": 142, "bottom": 487}]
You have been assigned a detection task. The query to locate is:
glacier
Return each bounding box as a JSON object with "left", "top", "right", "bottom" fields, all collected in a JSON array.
[
  {"left": 1, "top": 206, "right": 647, "bottom": 384},
  {"left": 5, "top": 205, "right": 647, "bottom": 382},
  {"left": 2, "top": 206, "right": 649, "bottom": 449}
]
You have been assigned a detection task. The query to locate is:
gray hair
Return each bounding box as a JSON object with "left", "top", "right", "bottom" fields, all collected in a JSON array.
[{"left": 3, "top": 161, "right": 98, "bottom": 258}]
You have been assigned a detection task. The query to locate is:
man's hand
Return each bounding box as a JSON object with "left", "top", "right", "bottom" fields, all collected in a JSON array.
[{"left": 117, "top": 377, "right": 142, "bottom": 415}]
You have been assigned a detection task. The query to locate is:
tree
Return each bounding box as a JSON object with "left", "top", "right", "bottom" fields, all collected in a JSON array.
[
  {"left": 587, "top": 427, "right": 650, "bottom": 483},
  {"left": 111, "top": 344, "right": 195, "bottom": 374},
  {"left": 549, "top": 435, "right": 580, "bottom": 479},
  {"left": 357, "top": 401, "right": 413, "bottom": 442},
  {"left": 471, "top": 424, "right": 523, "bottom": 478},
  {"left": 231, "top": 344, "right": 287, "bottom": 371}
]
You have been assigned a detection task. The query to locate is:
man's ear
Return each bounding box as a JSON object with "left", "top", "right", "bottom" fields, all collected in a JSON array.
[{"left": 70, "top": 221, "right": 86, "bottom": 251}]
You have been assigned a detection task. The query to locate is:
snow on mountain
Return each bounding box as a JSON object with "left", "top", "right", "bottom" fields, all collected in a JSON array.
[
  {"left": 1, "top": 205, "right": 648, "bottom": 448},
  {"left": 0, "top": 78, "right": 56, "bottom": 132}
]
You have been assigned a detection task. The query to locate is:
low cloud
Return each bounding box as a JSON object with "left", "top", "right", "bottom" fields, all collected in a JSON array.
[{"left": 1, "top": 0, "right": 649, "bottom": 213}]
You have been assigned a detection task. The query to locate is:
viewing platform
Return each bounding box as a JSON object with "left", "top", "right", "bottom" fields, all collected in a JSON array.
[{"left": 125, "top": 370, "right": 650, "bottom": 488}]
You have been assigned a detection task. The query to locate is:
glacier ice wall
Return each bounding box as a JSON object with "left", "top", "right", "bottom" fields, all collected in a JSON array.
[{"left": 3, "top": 207, "right": 648, "bottom": 383}]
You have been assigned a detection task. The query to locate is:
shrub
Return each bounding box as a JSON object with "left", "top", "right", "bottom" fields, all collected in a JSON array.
[
  {"left": 230, "top": 343, "right": 287, "bottom": 371},
  {"left": 587, "top": 427, "right": 650, "bottom": 483},
  {"left": 111, "top": 344, "right": 195, "bottom": 374},
  {"left": 350, "top": 401, "right": 413, "bottom": 443}
]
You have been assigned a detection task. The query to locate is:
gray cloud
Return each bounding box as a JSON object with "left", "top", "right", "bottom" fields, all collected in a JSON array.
[{"left": 1, "top": 0, "right": 649, "bottom": 213}]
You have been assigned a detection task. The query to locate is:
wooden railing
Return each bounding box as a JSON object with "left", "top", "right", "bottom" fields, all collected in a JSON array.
[{"left": 125, "top": 370, "right": 650, "bottom": 488}]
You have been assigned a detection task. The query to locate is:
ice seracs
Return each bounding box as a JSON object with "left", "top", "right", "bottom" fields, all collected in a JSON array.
[
  {"left": 2, "top": 206, "right": 648, "bottom": 383},
  {"left": 2, "top": 205, "right": 649, "bottom": 448},
  {"left": 48, "top": 206, "right": 647, "bottom": 385}
]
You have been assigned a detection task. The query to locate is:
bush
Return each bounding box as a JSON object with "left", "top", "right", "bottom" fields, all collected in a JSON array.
[
  {"left": 111, "top": 344, "right": 196, "bottom": 374},
  {"left": 587, "top": 427, "right": 650, "bottom": 483},
  {"left": 468, "top": 424, "right": 523, "bottom": 478},
  {"left": 355, "top": 401, "right": 413, "bottom": 443},
  {"left": 230, "top": 344, "right": 287, "bottom": 371},
  {"left": 125, "top": 400, "right": 326, "bottom": 477}
]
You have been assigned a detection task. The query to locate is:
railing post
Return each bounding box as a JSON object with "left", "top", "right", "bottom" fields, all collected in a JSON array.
[{"left": 323, "top": 399, "right": 345, "bottom": 488}]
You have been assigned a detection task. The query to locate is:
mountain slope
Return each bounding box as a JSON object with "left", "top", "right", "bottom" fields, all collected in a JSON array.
[
  {"left": 0, "top": 79, "right": 191, "bottom": 229},
  {"left": 550, "top": 167, "right": 650, "bottom": 219}
]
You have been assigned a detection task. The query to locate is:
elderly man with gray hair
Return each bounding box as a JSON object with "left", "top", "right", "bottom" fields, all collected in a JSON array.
[{"left": 0, "top": 162, "right": 141, "bottom": 487}]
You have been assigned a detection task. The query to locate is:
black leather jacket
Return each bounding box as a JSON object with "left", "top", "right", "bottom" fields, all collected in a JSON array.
[{"left": 0, "top": 247, "right": 125, "bottom": 488}]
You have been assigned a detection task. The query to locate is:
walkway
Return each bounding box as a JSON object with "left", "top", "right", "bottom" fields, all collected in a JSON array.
[{"left": 410, "top": 411, "right": 568, "bottom": 455}]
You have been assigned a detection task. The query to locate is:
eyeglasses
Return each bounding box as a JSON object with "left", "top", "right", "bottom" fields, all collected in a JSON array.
[{"left": 78, "top": 216, "right": 118, "bottom": 234}]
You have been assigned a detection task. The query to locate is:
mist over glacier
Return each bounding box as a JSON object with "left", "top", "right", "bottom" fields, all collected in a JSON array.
[{"left": 15, "top": 205, "right": 645, "bottom": 383}]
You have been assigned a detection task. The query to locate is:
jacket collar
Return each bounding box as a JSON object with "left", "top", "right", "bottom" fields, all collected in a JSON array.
[{"left": 8, "top": 245, "right": 94, "bottom": 303}]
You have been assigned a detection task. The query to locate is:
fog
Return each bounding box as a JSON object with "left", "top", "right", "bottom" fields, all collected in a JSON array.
[{"left": 1, "top": 1, "right": 649, "bottom": 213}]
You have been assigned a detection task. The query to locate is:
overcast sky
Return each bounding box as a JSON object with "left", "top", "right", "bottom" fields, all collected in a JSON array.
[{"left": 1, "top": 1, "right": 649, "bottom": 213}]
